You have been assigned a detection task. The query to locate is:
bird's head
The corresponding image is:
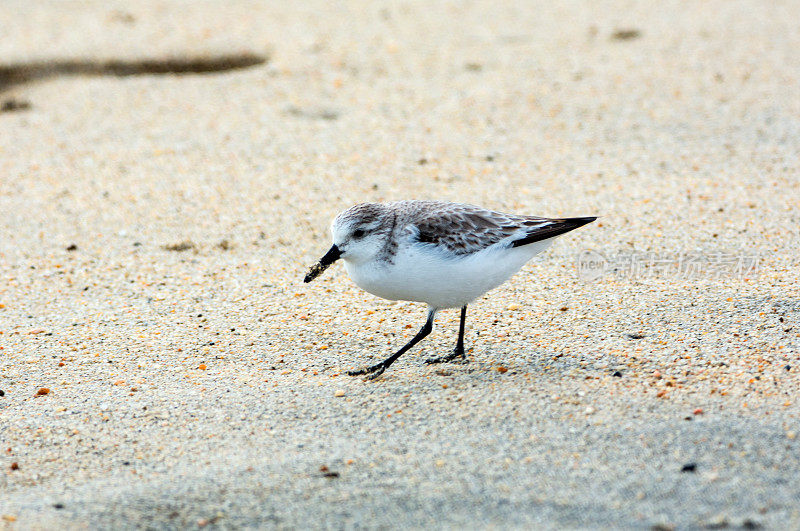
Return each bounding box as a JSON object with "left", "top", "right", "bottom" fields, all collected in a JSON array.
[{"left": 304, "top": 203, "right": 390, "bottom": 282}]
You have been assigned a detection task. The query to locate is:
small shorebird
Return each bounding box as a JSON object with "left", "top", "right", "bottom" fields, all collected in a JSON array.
[{"left": 304, "top": 200, "right": 596, "bottom": 380}]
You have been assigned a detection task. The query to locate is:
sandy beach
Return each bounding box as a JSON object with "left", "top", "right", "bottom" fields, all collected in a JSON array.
[{"left": 1, "top": 0, "right": 799, "bottom": 528}]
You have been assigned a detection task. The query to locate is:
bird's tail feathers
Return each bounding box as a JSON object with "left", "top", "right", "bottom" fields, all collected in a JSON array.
[{"left": 510, "top": 216, "right": 597, "bottom": 248}]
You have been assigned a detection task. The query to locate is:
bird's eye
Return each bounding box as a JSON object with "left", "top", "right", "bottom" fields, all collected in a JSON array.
[{"left": 352, "top": 229, "right": 366, "bottom": 239}]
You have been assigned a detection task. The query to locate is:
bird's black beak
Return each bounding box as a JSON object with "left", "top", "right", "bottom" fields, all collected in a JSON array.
[{"left": 304, "top": 244, "right": 342, "bottom": 283}]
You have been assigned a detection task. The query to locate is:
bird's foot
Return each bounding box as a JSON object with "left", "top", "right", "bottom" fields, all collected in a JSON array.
[
  {"left": 424, "top": 348, "right": 468, "bottom": 365},
  {"left": 347, "top": 361, "right": 387, "bottom": 381}
]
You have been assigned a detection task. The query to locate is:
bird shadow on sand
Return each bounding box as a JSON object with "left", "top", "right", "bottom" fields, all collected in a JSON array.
[{"left": 345, "top": 345, "right": 594, "bottom": 383}]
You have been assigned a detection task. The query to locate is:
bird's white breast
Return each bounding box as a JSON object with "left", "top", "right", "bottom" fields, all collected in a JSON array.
[{"left": 343, "top": 238, "right": 554, "bottom": 309}]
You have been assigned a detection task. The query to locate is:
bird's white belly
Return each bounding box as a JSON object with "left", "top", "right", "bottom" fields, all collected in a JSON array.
[{"left": 343, "top": 239, "right": 553, "bottom": 309}]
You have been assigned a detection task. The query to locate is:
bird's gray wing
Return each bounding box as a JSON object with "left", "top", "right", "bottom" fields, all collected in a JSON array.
[{"left": 411, "top": 204, "right": 523, "bottom": 255}]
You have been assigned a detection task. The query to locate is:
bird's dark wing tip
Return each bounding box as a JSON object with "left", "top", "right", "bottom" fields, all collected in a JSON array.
[
  {"left": 569, "top": 216, "right": 598, "bottom": 227},
  {"left": 511, "top": 216, "right": 598, "bottom": 248}
]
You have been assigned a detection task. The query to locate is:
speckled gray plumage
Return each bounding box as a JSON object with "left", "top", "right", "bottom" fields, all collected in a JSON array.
[{"left": 335, "top": 200, "right": 585, "bottom": 258}]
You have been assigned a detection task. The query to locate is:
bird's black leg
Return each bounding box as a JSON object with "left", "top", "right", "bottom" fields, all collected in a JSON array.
[
  {"left": 425, "top": 305, "right": 469, "bottom": 364},
  {"left": 454, "top": 304, "right": 467, "bottom": 358},
  {"left": 348, "top": 308, "right": 437, "bottom": 380}
]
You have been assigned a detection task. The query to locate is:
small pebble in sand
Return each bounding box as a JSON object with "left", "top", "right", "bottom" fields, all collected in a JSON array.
[
  {"left": 10, "top": 462, "right": 19, "bottom": 470},
  {"left": 611, "top": 29, "right": 641, "bottom": 40},
  {"left": 320, "top": 465, "right": 339, "bottom": 478},
  {"left": 162, "top": 241, "right": 195, "bottom": 252},
  {"left": 1, "top": 98, "right": 31, "bottom": 112},
  {"left": 334, "top": 390, "right": 345, "bottom": 397},
  {"left": 36, "top": 388, "right": 50, "bottom": 396},
  {"left": 705, "top": 515, "right": 728, "bottom": 528}
]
